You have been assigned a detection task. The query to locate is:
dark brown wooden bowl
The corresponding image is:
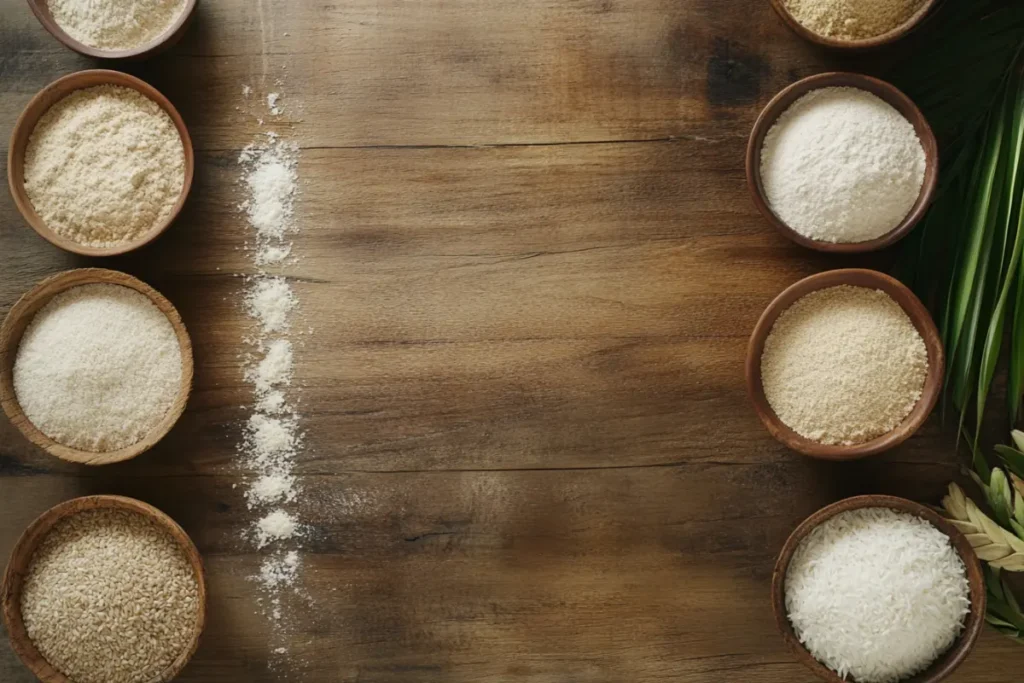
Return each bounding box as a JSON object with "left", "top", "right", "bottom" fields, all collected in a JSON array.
[
  {"left": 772, "top": 495, "right": 985, "bottom": 683},
  {"left": 746, "top": 268, "right": 943, "bottom": 459},
  {"left": 746, "top": 72, "right": 938, "bottom": 253},
  {"left": 1, "top": 495, "right": 206, "bottom": 683},
  {"left": 26, "top": 0, "right": 197, "bottom": 60},
  {"left": 769, "top": 0, "right": 938, "bottom": 49},
  {"left": 0, "top": 269, "right": 194, "bottom": 465},
  {"left": 8, "top": 69, "right": 194, "bottom": 257}
]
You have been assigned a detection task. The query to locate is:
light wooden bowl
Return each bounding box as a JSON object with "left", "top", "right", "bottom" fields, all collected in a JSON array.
[
  {"left": 1, "top": 495, "right": 206, "bottom": 683},
  {"left": 746, "top": 72, "right": 938, "bottom": 253},
  {"left": 769, "top": 0, "right": 938, "bottom": 49},
  {"left": 745, "top": 268, "right": 943, "bottom": 460},
  {"left": 26, "top": 0, "right": 197, "bottom": 60},
  {"left": 8, "top": 69, "right": 194, "bottom": 257},
  {"left": 0, "top": 268, "right": 194, "bottom": 465},
  {"left": 772, "top": 495, "right": 985, "bottom": 683}
]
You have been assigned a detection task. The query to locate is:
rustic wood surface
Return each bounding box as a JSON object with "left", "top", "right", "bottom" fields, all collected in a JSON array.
[{"left": 1, "top": 1, "right": 1022, "bottom": 681}]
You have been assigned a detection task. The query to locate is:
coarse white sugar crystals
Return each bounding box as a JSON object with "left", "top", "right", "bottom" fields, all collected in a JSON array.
[
  {"left": 785, "top": 508, "right": 970, "bottom": 683},
  {"left": 760, "top": 87, "right": 926, "bottom": 244},
  {"left": 14, "top": 283, "right": 182, "bottom": 452}
]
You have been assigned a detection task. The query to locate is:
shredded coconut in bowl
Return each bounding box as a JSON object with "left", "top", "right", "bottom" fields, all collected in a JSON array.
[
  {"left": 785, "top": 507, "right": 970, "bottom": 683},
  {"left": 47, "top": 0, "right": 189, "bottom": 51},
  {"left": 23, "top": 84, "right": 185, "bottom": 248}
]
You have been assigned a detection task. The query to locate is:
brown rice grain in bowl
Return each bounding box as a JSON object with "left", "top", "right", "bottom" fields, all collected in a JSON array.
[{"left": 19, "top": 507, "right": 200, "bottom": 683}]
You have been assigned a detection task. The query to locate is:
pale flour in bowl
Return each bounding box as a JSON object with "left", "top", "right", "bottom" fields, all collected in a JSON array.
[{"left": 24, "top": 84, "right": 185, "bottom": 248}]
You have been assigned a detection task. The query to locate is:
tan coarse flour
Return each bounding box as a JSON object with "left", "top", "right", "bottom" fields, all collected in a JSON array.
[
  {"left": 14, "top": 284, "right": 182, "bottom": 452},
  {"left": 21, "top": 508, "right": 199, "bottom": 683},
  {"left": 782, "top": 0, "right": 927, "bottom": 40},
  {"left": 24, "top": 85, "right": 185, "bottom": 247},
  {"left": 48, "top": 0, "right": 188, "bottom": 51},
  {"left": 760, "top": 286, "right": 927, "bottom": 445}
]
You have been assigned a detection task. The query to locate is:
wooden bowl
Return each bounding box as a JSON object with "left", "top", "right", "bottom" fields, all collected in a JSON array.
[
  {"left": 8, "top": 69, "right": 194, "bottom": 257},
  {"left": 745, "top": 268, "right": 943, "bottom": 459},
  {"left": 746, "top": 72, "right": 938, "bottom": 253},
  {"left": 769, "top": 0, "right": 937, "bottom": 49},
  {"left": 772, "top": 495, "right": 985, "bottom": 683},
  {"left": 1, "top": 495, "right": 206, "bottom": 683},
  {"left": 0, "top": 268, "right": 194, "bottom": 465},
  {"left": 27, "top": 0, "right": 197, "bottom": 59}
]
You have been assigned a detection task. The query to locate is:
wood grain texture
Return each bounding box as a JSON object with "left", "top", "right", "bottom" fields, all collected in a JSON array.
[{"left": 0, "top": 0, "right": 1021, "bottom": 682}]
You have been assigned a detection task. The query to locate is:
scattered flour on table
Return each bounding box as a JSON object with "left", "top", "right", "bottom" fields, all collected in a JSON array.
[
  {"left": 760, "top": 87, "right": 926, "bottom": 244},
  {"left": 48, "top": 0, "right": 188, "bottom": 50},
  {"left": 239, "top": 133, "right": 298, "bottom": 264},
  {"left": 14, "top": 283, "right": 181, "bottom": 452},
  {"left": 245, "top": 278, "right": 297, "bottom": 334},
  {"left": 785, "top": 507, "right": 970, "bottom": 683},
  {"left": 24, "top": 85, "right": 185, "bottom": 247},
  {"left": 235, "top": 86, "right": 306, "bottom": 637},
  {"left": 760, "top": 285, "right": 927, "bottom": 445},
  {"left": 255, "top": 510, "right": 300, "bottom": 548}
]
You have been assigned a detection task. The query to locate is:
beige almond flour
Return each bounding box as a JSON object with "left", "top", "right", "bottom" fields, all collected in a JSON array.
[
  {"left": 24, "top": 85, "right": 185, "bottom": 248},
  {"left": 782, "top": 0, "right": 927, "bottom": 41},
  {"left": 760, "top": 285, "right": 928, "bottom": 445}
]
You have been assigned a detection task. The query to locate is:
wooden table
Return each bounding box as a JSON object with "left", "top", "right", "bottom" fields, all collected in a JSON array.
[{"left": 1, "top": 1, "right": 1021, "bottom": 681}]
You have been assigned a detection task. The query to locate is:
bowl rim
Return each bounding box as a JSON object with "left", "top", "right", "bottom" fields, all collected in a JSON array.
[
  {"left": 1, "top": 494, "right": 207, "bottom": 683},
  {"left": 768, "top": 0, "right": 939, "bottom": 50},
  {"left": 7, "top": 69, "right": 195, "bottom": 257},
  {"left": 745, "top": 268, "right": 944, "bottom": 460},
  {"left": 771, "top": 494, "right": 986, "bottom": 683},
  {"left": 745, "top": 71, "right": 939, "bottom": 254},
  {"left": 26, "top": 0, "right": 198, "bottom": 60},
  {"left": 0, "top": 268, "right": 194, "bottom": 465}
]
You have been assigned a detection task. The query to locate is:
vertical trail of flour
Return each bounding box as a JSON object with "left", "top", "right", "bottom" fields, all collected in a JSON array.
[{"left": 237, "top": 79, "right": 306, "bottom": 659}]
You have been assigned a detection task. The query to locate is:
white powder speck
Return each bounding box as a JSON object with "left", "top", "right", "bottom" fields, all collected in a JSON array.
[
  {"left": 242, "top": 84, "right": 252, "bottom": 98},
  {"left": 267, "top": 92, "right": 282, "bottom": 115},
  {"left": 259, "top": 551, "right": 300, "bottom": 590},
  {"left": 245, "top": 277, "right": 296, "bottom": 334},
  {"left": 248, "top": 339, "right": 294, "bottom": 394},
  {"left": 255, "top": 510, "right": 299, "bottom": 548},
  {"left": 248, "top": 474, "right": 298, "bottom": 508},
  {"left": 256, "top": 389, "right": 288, "bottom": 414}
]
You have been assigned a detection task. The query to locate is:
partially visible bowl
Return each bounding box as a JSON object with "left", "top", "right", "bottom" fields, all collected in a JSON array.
[
  {"left": 769, "top": 0, "right": 938, "bottom": 50},
  {"left": 772, "top": 494, "right": 985, "bottom": 683},
  {"left": 745, "top": 268, "right": 943, "bottom": 459},
  {"left": 1, "top": 495, "right": 207, "bottom": 683},
  {"left": 0, "top": 268, "right": 194, "bottom": 465},
  {"left": 26, "top": 0, "right": 197, "bottom": 59},
  {"left": 8, "top": 69, "right": 194, "bottom": 257},
  {"left": 746, "top": 72, "right": 938, "bottom": 254}
]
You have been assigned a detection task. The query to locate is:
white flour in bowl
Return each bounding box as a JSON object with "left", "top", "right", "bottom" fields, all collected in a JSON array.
[
  {"left": 48, "top": 0, "right": 189, "bottom": 51},
  {"left": 760, "top": 87, "right": 926, "bottom": 244}
]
